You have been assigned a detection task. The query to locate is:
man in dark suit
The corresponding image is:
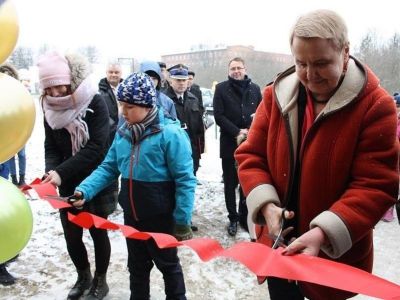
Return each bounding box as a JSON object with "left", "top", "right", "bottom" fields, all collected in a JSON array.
[{"left": 213, "top": 57, "right": 262, "bottom": 236}]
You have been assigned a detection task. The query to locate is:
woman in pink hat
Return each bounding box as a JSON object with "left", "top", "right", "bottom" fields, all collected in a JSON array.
[{"left": 38, "top": 51, "right": 117, "bottom": 300}]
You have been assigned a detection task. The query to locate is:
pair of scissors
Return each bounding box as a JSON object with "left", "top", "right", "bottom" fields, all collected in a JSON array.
[
  {"left": 43, "top": 195, "right": 84, "bottom": 209},
  {"left": 271, "top": 208, "right": 288, "bottom": 249}
]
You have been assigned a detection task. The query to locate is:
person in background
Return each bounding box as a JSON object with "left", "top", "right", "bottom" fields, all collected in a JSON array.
[
  {"left": 72, "top": 72, "right": 196, "bottom": 300},
  {"left": 0, "top": 155, "right": 15, "bottom": 285},
  {"left": 187, "top": 70, "right": 203, "bottom": 107},
  {"left": 235, "top": 9, "right": 399, "bottom": 300},
  {"left": 0, "top": 63, "right": 27, "bottom": 187},
  {"left": 213, "top": 57, "right": 262, "bottom": 236},
  {"left": 140, "top": 60, "right": 177, "bottom": 119},
  {"left": 158, "top": 61, "right": 170, "bottom": 92},
  {"left": 98, "top": 60, "right": 123, "bottom": 141},
  {"left": 38, "top": 51, "right": 117, "bottom": 300},
  {"left": 164, "top": 64, "right": 205, "bottom": 177}
]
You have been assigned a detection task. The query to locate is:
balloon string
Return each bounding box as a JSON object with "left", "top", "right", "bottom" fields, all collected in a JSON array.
[{"left": 23, "top": 179, "right": 400, "bottom": 299}]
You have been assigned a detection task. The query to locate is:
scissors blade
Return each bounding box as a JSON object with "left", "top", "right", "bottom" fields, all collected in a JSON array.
[
  {"left": 43, "top": 195, "right": 70, "bottom": 202},
  {"left": 271, "top": 208, "right": 287, "bottom": 249},
  {"left": 43, "top": 195, "right": 83, "bottom": 209}
]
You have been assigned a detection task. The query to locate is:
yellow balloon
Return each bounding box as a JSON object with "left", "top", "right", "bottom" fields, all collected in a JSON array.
[
  {"left": 0, "top": 73, "right": 35, "bottom": 163},
  {"left": 0, "top": 177, "right": 33, "bottom": 264},
  {"left": 0, "top": 0, "right": 19, "bottom": 64}
]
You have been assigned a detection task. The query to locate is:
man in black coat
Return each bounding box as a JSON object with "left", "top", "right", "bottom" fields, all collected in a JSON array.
[
  {"left": 164, "top": 64, "right": 205, "bottom": 176},
  {"left": 187, "top": 70, "right": 203, "bottom": 107},
  {"left": 213, "top": 57, "right": 262, "bottom": 236},
  {"left": 98, "top": 61, "right": 123, "bottom": 142}
]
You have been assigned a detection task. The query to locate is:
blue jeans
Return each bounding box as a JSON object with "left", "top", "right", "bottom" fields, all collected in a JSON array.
[
  {"left": 8, "top": 147, "right": 26, "bottom": 176},
  {"left": 0, "top": 162, "right": 9, "bottom": 179}
]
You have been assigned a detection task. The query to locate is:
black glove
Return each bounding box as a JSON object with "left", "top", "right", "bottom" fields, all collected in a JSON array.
[{"left": 173, "top": 224, "right": 193, "bottom": 241}]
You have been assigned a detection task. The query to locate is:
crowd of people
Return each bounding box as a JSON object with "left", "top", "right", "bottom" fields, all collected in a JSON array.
[{"left": 1, "top": 8, "right": 399, "bottom": 300}]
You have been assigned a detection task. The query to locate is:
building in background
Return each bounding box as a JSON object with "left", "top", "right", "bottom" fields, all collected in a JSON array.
[{"left": 161, "top": 45, "right": 292, "bottom": 88}]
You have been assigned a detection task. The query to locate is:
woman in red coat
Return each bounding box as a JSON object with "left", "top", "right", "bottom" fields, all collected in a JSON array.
[{"left": 235, "top": 9, "right": 399, "bottom": 300}]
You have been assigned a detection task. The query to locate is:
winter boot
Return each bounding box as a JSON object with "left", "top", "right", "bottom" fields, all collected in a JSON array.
[
  {"left": 227, "top": 221, "right": 238, "bottom": 236},
  {"left": 11, "top": 175, "right": 18, "bottom": 186},
  {"left": 67, "top": 267, "right": 93, "bottom": 300},
  {"left": 0, "top": 264, "right": 16, "bottom": 286},
  {"left": 85, "top": 272, "right": 109, "bottom": 300},
  {"left": 18, "top": 174, "right": 26, "bottom": 187}
]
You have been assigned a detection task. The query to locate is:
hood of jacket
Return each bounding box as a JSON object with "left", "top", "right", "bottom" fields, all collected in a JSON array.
[
  {"left": 0, "top": 62, "right": 19, "bottom": 80},
  {"left": 273, "top": 56, "right": 368, "bottom": 116},
  {"left": 65, "top": 53, "right": 92, "bottom": 93},
  {"left": 140, "top": 61, "right": 162, "bottom": 82}
]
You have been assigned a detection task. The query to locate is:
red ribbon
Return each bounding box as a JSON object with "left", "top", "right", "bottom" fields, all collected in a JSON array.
[{"left": 23, "top": 179, "right": 400, "bottom": 299}]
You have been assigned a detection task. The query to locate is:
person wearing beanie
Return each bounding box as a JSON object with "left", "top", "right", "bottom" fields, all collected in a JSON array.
[
  {"left": 73, "top": 72, "right": 196, "bottom": 300},
  {"left": 37, "top": 51, "right": 118, "bottom": 300},
  {"left": 140, "top": 60, "right": 177, "bottom": 119},
  {"left": 0, "top": 63, "right": 28, "bottom": 188}
]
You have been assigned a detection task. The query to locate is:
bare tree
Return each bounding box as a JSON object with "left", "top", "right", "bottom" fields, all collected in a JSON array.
[
  {"left": 8, "top": 46, "right": 34, "bottom": 69},
  {"left": 354, "top": 31, "right": 400, "bottom": 94},
  {"left": 77, "top": 45, "right": 100, "bottom": 64}
]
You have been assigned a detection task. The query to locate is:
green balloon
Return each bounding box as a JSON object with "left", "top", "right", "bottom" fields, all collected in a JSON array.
[{"left": 0, "top": 177, "right": 33, "bottom": 263}]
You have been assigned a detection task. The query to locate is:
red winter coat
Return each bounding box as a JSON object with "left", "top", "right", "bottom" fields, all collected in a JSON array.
[{"left": 235, "top": 57, "right": 399, "bottom": 300}]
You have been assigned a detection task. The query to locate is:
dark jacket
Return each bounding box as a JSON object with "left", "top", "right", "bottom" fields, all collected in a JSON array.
[
  {"left": 98, "top": 78, "right": 120, "bottom": 142},
  {"left": 188, "top": 83, "right": 203, "bottom": 107},
  {"left": 213, "top": 76, "right": 262, "bottom": 158},
  {"left": 44, "top": 94, "right": 116, "bottom": 214},
  {"left": 164, "top": 87, "right": 205, "bottom": 159}
]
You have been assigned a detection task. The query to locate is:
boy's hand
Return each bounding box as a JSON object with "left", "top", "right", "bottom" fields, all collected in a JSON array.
[
  {"left": 69, "top": 191, "right": 85, "bottom": 208},
  {"left": 173, "top": 224, "right": 193, "bottom": 241}
]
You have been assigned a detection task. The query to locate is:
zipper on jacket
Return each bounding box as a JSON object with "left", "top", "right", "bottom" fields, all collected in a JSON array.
[
  {"left": 129, "top": 143, "right": 139, "bottom": 221},
  {"left": 127, "top": 126, "right": 161, "bottom": 221}
]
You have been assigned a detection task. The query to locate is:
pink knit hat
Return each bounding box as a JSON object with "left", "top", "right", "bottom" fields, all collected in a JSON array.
[{"left": 37, "top": 51, "right": 71, "bottom": 89}]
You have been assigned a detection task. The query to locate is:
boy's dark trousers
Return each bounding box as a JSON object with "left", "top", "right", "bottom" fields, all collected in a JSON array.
[{"left": 124, "top": 213, "right": 186, "bottom": 300}]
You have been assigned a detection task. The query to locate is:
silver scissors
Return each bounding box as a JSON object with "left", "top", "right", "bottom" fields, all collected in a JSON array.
[{"left": 271, "top": 208, "right": 288, "bottom": 249}]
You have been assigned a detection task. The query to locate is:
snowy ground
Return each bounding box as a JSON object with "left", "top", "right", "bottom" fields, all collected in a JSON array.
[{"left": 0, "top": 100, "right": 399, "bottom": 300}]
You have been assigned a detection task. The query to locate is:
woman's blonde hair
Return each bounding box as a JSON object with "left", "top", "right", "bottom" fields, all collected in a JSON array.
[{"left": 290, "top": 9, "right": 349, "bottom": 50}]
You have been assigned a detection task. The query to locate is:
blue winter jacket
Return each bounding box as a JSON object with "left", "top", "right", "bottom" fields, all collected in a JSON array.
[{"left": 76, "top": 109, "right": 196, "bottom": 225}]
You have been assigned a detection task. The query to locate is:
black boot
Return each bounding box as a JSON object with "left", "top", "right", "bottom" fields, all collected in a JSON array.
[
  {"left": 0, "top": 264, "right": 16, "bottom": 286},
  {"left": 11, "top": 175, "right": 18, "bottom": 186},
  {"left": 18, "top": 174, "right": 26, "bottom": 186},
  {"left": 227, "top": 221, "right": 238, "bottom": 236},
  {"left": 85, "top": 271, "right": 109, "bottom": 300},
  {"left": 68, "top": 267, "right": 92, "bottom": 300}
]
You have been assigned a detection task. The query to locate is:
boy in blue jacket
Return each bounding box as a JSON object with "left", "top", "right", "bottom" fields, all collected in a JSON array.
[{"left": 72, "top": 72, "right": 196, "bottom": 300}]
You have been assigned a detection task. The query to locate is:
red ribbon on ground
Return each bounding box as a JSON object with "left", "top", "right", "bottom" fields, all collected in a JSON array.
[{"left": 23, "top": 179, "right": 400, "bottom": 299}]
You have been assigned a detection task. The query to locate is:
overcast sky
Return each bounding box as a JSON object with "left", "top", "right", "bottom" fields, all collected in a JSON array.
[{"left": 12, "top": 0, "right": 400, "bottom": 62}]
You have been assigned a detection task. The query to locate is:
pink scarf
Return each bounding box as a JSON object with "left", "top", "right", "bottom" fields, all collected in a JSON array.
[{"left": 42, "top": 76, "right": 98, "bottom": 155}]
